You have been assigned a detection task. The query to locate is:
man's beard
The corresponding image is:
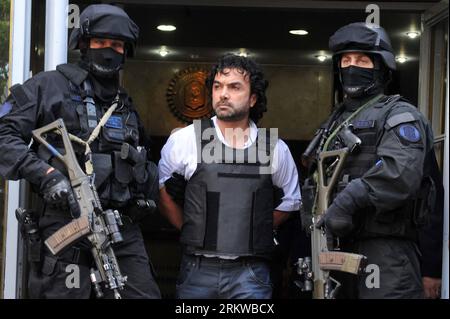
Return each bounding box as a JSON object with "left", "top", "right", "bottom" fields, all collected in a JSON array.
[{"left": 214, "top": 102, "right": 249, "bottom": 122}]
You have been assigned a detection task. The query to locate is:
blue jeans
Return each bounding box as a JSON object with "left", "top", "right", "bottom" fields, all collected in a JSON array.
[{"left": 176, "top": 254, "right": 272, "bottom": 299}]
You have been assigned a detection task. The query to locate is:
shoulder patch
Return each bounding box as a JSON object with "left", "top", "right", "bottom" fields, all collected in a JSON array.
[
  {"left": 0, "top": 102, "right": 12, "bottom": 118},
  {"left": 397, "top": 124, "right": 421, "bottom": 143}
]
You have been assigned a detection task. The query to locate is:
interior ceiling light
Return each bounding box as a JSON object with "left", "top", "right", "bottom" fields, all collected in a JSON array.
[
  {"left": 289, "top": 29, "right": 308, "bottom": 35},
  {"left": 396, "top": 56, "right": 408, "bottom": 63},
  {"left": 406, "top": 31, "right": 420, "bottom": 39},
  {"left": 159, "top": 46, "right": 169, "bottom": 57},
  {"left": 315, "top": 55, "right": 328, "bottom": 62},
  {"left": 157, "top": 25, "right": 176, "bottom": 32},
  {"left": 238, "top": 49, "right": 248, "bottom": 57}
]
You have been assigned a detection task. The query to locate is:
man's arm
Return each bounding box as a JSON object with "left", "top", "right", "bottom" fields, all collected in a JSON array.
[
  {"left": 271, "top": 139, "right": 302, "bottom": 228},
  {"left": 419, "top": 149, "right": 444, "bottom": 299},
  {"left": 326, "top": 106, "right": 430, "bottom": 225},
  {"left": 362, "top": 106, "right": 430, "bottom": 212},
  {"left": 0, "top": 78, "right": 52, "bottom": 185},
  {"left": 159, "top": 186, "right": 183, "bottom": 231},
  {"left": 158, "top": 127, "right": 195, "bottom": 231},
  {"left": 321, "top": 106, "right": 433, "bottom": 237}
]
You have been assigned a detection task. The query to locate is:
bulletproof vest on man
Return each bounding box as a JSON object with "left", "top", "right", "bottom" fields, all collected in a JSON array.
[{"left": 181, "top": 119, "right": 276, "bottom": 258}]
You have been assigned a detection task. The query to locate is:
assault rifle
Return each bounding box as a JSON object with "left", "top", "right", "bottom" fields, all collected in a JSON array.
[
  {"left": 297, "top": 124, "right": 367, "bottom": 299},
  {"left": 32, "top": 119, "right": 127, "bottom": 299}
]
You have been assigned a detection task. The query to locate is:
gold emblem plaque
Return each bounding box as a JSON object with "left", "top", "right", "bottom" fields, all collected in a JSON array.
[{"left": 166, "top": 67, "right": 213, "bottom": 123}]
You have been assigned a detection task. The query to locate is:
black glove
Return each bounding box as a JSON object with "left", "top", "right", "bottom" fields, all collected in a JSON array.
[
  {"left": 164, "top": 172, "right": 187, "bottom": 207},
  {"left": 316, "top": 202, "right": 354, "bottom": 237},
  {"left": 315, "top": 220, "right": 336, "bottom": 250},
  {"left": 39, "top": 169, "right": 80, "bottom": 217},
  {"left": 316, "top": 179, "right": 369, "bottom": 237}
]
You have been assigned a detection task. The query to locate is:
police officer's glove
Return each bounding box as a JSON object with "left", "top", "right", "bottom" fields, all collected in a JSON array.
[
  {"left": 273, "top": 186, "right": 284, "bottom": 210},
  {"left": 165, "top": 172, "right": 187, "bottom": 207},
  {"left": 39, "top": 169, "right": 81, "bottom": 217},
  {"left": 316, "top": 179, "right": 369, "bottom": 238},
  {"left": 316, "top": 202, "right": 354, "bottom": 237}
]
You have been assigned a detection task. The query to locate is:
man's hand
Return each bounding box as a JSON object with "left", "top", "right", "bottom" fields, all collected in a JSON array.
[
  {"left": 315, "top": 202, "right": 354, "bottom": 237},
  {"left": 40, "top": 168, "right": 80, "bottom": 217},
  {"left": 316, "top": 179, "right": 369, "bottom": 238},
  {"left": 422, "top": 277, "right": 441, "bottom": 299}
]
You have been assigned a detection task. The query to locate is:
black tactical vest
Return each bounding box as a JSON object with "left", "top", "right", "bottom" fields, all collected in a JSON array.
[
  {"left": 331, "top": 95, "right": 419, "bottom": 240},
  {"left": 39, "top": 64, "right": 148, "bottom": 208},
  {"left": 181, "top": 119, "right": 275, "bottom": 258}
]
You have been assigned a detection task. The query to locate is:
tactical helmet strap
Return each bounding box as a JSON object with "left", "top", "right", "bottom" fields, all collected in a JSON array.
[{"left": 81, "top": 18, "right": 90, "bottom": 37}]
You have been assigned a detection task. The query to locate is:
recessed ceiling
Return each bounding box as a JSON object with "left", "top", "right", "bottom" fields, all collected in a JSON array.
[{"left": 71, "top": 1, "right": 433, "bottom": 66}]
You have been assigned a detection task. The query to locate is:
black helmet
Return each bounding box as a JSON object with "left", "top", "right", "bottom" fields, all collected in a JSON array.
[
  {"left": 329, "top": 22, "right": 396, "bottom": 70},
  {"left": 69, "top": 4, "right": 139, "bottom": 57}
]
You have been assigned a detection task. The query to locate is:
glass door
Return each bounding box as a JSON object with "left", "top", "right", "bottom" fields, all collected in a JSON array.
[{"left": 417, "top": 0, "right": 449, "bottom": 300}]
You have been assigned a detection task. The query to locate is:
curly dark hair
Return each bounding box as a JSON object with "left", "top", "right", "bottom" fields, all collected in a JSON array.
[{"left": 206, "top": 54, "right": 268, "bottom": 123}]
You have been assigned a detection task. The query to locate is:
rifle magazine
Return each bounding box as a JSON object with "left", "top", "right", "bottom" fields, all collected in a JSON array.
[
  {"left": 45, "top": 216, "right": 91, "bottom": 255},
  {"left": 319, "top": 251, "right": 367, "bottom": 274}
]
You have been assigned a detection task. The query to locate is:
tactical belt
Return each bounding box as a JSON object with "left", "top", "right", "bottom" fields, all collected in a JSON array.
[{"left": 184, "top": 254, "right": 268, "bottom": 267}]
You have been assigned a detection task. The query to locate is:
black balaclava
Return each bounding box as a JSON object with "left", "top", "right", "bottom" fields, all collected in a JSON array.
[
  {"left": 80, "top": 46, "right": 124, "bottom": 103},
  {"left": 339, "top": 54, "right": 387, "bottom": 110}
]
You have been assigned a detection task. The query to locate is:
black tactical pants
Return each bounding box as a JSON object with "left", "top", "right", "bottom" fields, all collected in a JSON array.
[
  {"left": 28, "top": 214, "right": 161, "bottom": 299},
  {"left": 335, "top": 238, "right": 424, "bottom": 299}
]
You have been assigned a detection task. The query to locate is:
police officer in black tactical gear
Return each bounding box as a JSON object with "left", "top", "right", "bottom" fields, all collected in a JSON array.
[
  {"left": 309, "top": 22, "right": 439, "bottom": 298},
  {"left": 0, "top": 4, "right": 161, "bottom": 299}
]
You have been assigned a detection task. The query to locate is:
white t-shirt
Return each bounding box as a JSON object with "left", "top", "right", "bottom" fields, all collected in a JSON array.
[{"left": 159, "top": 117, "right": 301, "bottom": 212}]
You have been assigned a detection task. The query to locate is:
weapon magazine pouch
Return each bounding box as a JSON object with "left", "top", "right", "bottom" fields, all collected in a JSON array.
[
  {"left": 99, "top": 126, "right": 125, "bottom": 152},
  {"left": 91, "top": 153, "right": 113, "bottom": 191},
  {"left": 133, "top": 161, "right": 148, "bottom": 184},
  {"left": 41, "top": 255, "right": 58, "bottom": 276},
  {"left": 132, "top": 160, "right": 159, "bottom": 202},
  {"left": 18, "top": 209, "right": 43, "bottom": 263},
  {"left": 111, "top": 151, "right": 132, "bottom": 204},
  {"left": 98, "top": 112, "right": 127, "bottom": 153},
  {"left": 27, "top": 234, "right": 42, "bottom": 263},
  {"left": 300, "top": 177, "right": 315, "bottom": 232}
]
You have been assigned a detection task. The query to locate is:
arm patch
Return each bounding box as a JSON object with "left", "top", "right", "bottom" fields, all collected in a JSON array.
[
  {"left": 398, "top": 124, "right": 421, "bottom": 142},
  {"left": 385, "top": 110, "right": 423, "bottom": 146},
  {"left": 395, "top": 123, "right": 423, "bottom": 145}
]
